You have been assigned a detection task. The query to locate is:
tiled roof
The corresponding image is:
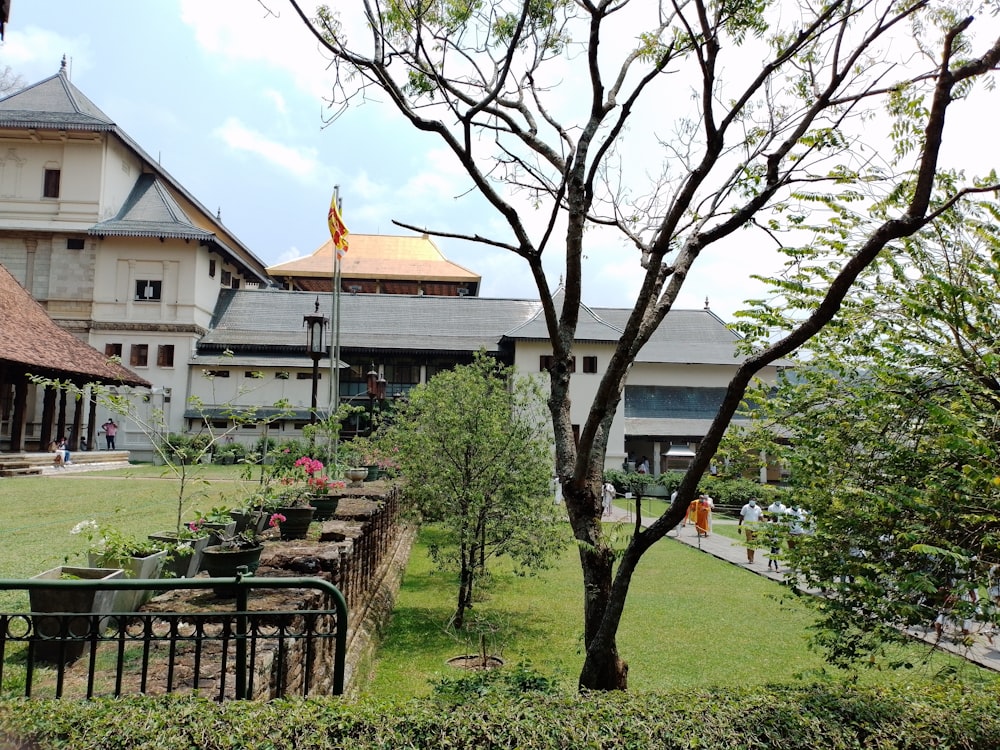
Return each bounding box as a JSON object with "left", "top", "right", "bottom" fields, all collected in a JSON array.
[
  {"left": 200, "top": 289, "right": 539, "bottom": 353},
  {"left": 199, "top": 289, "right": 749, "bottom": 366},
  {"left": 268, "top": 234, "right": 481, "bottom": 283},
  {"left": 625, "top": 416, "right": 751, "bottom": 439},
  {"left": 0, "top": 64, "right": 114, "bottom": 130},
  {"left": 0, "top": 264, "right": 150, "bottom": 386},
  {"left": 503, "top": 287, "right": 623, "bottom": 342},
  {"left": 90, "top": 174, "right": 216, "bottom": 240}
]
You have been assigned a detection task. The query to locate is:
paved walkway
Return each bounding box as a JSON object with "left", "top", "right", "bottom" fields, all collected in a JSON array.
[{"left": 607, "top": 503, "right": 1000, "bottom": 673}]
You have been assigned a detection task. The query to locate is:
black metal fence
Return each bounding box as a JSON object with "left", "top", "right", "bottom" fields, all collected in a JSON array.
[{"left": 0, "top": 575, "right": 347, "bottom": 700}]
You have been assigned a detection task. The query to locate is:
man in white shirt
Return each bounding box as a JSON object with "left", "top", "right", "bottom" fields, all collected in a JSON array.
[{"left": 738, "top": 498, "right": 765, "bottom": 564}]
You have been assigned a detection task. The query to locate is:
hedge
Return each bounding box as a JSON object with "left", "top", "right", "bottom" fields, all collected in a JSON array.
[{"left": 3, "top": 682, "right": 1000, "bottom": 749}]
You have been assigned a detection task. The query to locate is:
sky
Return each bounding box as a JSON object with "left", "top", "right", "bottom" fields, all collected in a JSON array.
[{"left": 3, "top": 1, "right": 999, "bottom": 323}]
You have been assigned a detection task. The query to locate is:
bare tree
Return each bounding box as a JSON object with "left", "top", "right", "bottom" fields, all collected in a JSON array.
[
  {"left": 288, "top": 0, "right": 1000, "bottom": 690},
  {"left": 0, "top": 66, "right": 25, "bottom": 97}
]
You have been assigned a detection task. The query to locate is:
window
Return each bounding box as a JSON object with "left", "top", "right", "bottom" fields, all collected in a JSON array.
[
  {"left": 157, "top": 345, "right": 174, "bottom": 368},
  {"left": 296, "top": 372, "right": 322, "bottom": 380},
  {"left": 276, "top": 371, "right": 290, "bottom": 380},
  {"left": 66, "top": 238, "right": 85, "bottom": 250},
  {"left": 209, "top": 259, "right": 217, "bottom": 278},
  {"left": 230, "top": 277, "right": 240, "bottom": 290},
  {"left": 221, "top": 270, "right": 232, "bottom": 286},
  {"left": 135, "top": 279, "right": 162, "bottom": 301},
  {"left": 43, "top": 169, "right": 60, "bottom": 198},
  {"left": 583, "top": 356, "right": 598, "bottom": 374},
  {"left": 206, "top": 370, "right": 230, "bottom": 378},
  {"left": 130, "top": 344, "right": 149, "bottom": 368},
  {"left": 104, "top": 343, "right": 123, "bottom": 359}
]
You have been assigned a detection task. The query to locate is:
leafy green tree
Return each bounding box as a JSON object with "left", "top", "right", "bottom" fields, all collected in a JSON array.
[
  {"left": 738, "top": 204, "right": 1000, "bottom": 666},
  {"left": 290, "top": 0, "right": 1000, "bottom": 688},
  {"left": 380, "top": 353, "right": 563, "bottom": 628}
]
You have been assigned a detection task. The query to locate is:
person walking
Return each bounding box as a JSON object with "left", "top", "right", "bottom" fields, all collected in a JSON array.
[
  {"left": 602, "top": 480, "right": 616, "bottom": 517},
  {"left": 101, "top": 418, "right": 118, "bottom": 450},
  {"left": 738, "top": 498, "right": 765, "bottom": 564}
]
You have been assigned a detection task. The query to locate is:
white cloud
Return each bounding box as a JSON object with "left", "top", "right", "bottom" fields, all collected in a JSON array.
[
  {"left": 263, "top": 89, "right": 288, "bottom": 116},
  {"left": 213, "top": 117, "right": 320, "bottom": 181}
]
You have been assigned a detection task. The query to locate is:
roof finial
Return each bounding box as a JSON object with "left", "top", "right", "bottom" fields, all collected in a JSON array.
[
  {"left": 704, "top": 296, "right": 710, "bottom": 311},
  {"left": 216, "top": 207, "right": 222, "bottom": 221},
  {"left": 59, "top": 55, "right": 68, "bottom": 75}
]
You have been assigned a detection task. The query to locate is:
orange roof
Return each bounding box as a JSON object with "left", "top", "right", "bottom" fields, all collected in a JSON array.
[
  {"left": 0, "top": 264, "right": 149, "bottom": 387},
  {"left": 268, "top": 233, "right": 481, "bottom": 283}
]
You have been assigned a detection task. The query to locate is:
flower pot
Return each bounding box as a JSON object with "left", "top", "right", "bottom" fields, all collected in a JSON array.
[
  {"left": 345, "top": 467, "right": 368, "bottom": 487},
  {"left": 365, "top": 465, "right": 379, "bottom": 481},
  {"left": 276, "top": 505, "right": 315, "bottom": 540},
  {"left": 88, "top": 549, "right": 168, "bottom": 612},
  {"left": 29, "top": 565, "right": 124, "bottom": 664},
  {"left": 148, "top": 532, "right": 210, "bottom": 579},
  {"left": 200, "top": 544, "right": 264, "bottom": 597},
  {"left": 199, "top": 520, "right": 237, "bottom": 546},
  {"left": 311, "top": 495, "right": 340, "bottom": 522}
]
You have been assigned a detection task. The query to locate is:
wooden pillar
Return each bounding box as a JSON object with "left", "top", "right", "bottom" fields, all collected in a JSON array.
[
  {"left": 40, "top": 386, "right": 56, "bottom": 448},
  {"left": 86, "top": 389, "right": 98, "bottom": 451},
  {"left": 56, "top": 389, "right": 67, "bottom": 441},
  {"left": 10, "top": 375, "right": 28, "bottom": 451},
  {"left": 71, "top": 385, "right": 85, "bottom": 451}
]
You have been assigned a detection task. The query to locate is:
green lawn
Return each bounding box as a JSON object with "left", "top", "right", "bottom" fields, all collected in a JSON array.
[
  {"left": 367, "top": 523, "right": 999, "bottom": 698},
  {"left": 0, "top": 465, "right": 250, "bottom": 609}
]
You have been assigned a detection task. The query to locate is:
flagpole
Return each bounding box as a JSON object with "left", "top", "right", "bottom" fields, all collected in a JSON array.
[{"left": 330, "top": 186, "right": 342, "bottom": 471}]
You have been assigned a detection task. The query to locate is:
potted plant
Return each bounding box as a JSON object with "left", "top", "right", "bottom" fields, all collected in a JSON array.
[
  {"left": 29, "top": 564, "right": 125, "bottom": 664},
  {"left": 73, "top": 520, "right": 168, "bottom": 612},
  {"left": 189, "top": 506, "right": 237, "bottom": 544},
  {"left": 200, "top": 524, "right": 275, "bottom": 597},
  {"left": 147, "top": 525, "right": 211, "bottom": 579}
]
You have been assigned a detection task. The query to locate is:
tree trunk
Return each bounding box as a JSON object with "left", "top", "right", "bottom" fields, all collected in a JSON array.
[
  {"left": 454, "top": 545, "right": 473, "bottom": 629},
  {"left": 577, "top": 540, "right": 628, "bottom": 690}
]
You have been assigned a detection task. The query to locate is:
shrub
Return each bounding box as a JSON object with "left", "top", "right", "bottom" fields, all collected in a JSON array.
[{"left": 3, "top": 683, "right": 1000, "bottom": 749}]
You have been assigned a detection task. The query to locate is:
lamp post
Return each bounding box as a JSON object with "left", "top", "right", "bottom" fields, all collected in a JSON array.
[
  {"left": 365, "top": 364, "right": 386, "bottom": 435},
  {"left": 303, "top": 297, "right": 329, "bottom": 425}
]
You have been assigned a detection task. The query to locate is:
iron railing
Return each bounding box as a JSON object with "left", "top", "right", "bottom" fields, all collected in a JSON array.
[{"left": 0, "top": 575, "right": 347, "bottom": 700}]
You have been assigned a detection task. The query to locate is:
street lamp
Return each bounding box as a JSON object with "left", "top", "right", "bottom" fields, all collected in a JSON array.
[
  {"left": 303, "top": 297, "right": 328, "bottom": 425},
  {"left": 365, "top": 364, "right": 386, "bottom": 435}
]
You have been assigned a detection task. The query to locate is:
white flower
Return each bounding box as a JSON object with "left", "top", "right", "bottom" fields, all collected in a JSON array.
[{"left": 70, "top": 519, "right": 98, "bottom": 535}]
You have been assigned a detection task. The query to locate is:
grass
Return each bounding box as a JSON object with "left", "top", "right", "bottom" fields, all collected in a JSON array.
[
  {"left": 0, "top": 464, "right": 252, "bottom": 610},
  {"left": 367, "top": 522, "right": 999, "bottom": 699}
]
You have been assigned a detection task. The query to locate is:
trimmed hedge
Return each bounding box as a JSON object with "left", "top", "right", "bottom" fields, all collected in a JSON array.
[{"left": 3, "top": 682, "right": 1000, "bottom": 749}]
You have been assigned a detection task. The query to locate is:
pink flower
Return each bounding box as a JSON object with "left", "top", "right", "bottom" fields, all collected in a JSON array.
[{"left": 268, "top": 513, "right": 287, "bottom": 527}]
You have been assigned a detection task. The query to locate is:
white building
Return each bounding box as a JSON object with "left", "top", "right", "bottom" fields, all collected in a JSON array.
[{"left": 1, "top": 64, "right": 783, "bottom": 473}]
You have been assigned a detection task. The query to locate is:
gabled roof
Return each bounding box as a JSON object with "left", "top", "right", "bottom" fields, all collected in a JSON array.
[
  {"left": 268, "top": 234, "right": 481, "bottom": 284},
  {"left": 502, "top": 287, "right": 623, "bottom": 342},
  {"left": 197, "top": 288, "right": 752, "bottom": 367},
  {"left": 0, "top": 264, "right": 149, "bottom": 387},
  {"left": 0, "top": 63, "right": 271, "bottom": 284},
  {"left": 200, "top": 289, "right": 539, "bottom": 354},
  {"left": 90, "top": 174, "right": 215, "bottom": 241}
]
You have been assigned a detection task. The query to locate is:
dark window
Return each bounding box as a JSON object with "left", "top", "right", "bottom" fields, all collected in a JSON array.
[
  {"left": 583, "top": 356, "right": 598, "bottom": 373},
  {"left": 43, "top": 169, "right": 60, "bottom": 198},
  {"left": 130, "top": 344, "right": 149, "bottom": 368},
  {"left": 66, "top": 238, "right": 85, "bottom": 250},
  {"left": 104, "top": 343, "right": 123, "bottom": 359},
  {"left": 276, "top": 371, "right": 290, "bottom": 380},
  {"left": 296, "top": 372, "right": 322, "bottom": 380},
  {"left": 221, "top": 270, "right": 232, "bottom": 286},
  {"left": 209, "top": 259, "right": 217, "bottom": 278},
  {"left": 157, "top": 345, "right": 174, "bottom": 368},
  {"left": 135, "top": 280, "right": 162, "bottom": 301},
  {"left": 230, "top": 277, "right": 240, "bottom": 289},
  {"left": 206, "top": 370, "right": 230, "bottom": 378}
]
